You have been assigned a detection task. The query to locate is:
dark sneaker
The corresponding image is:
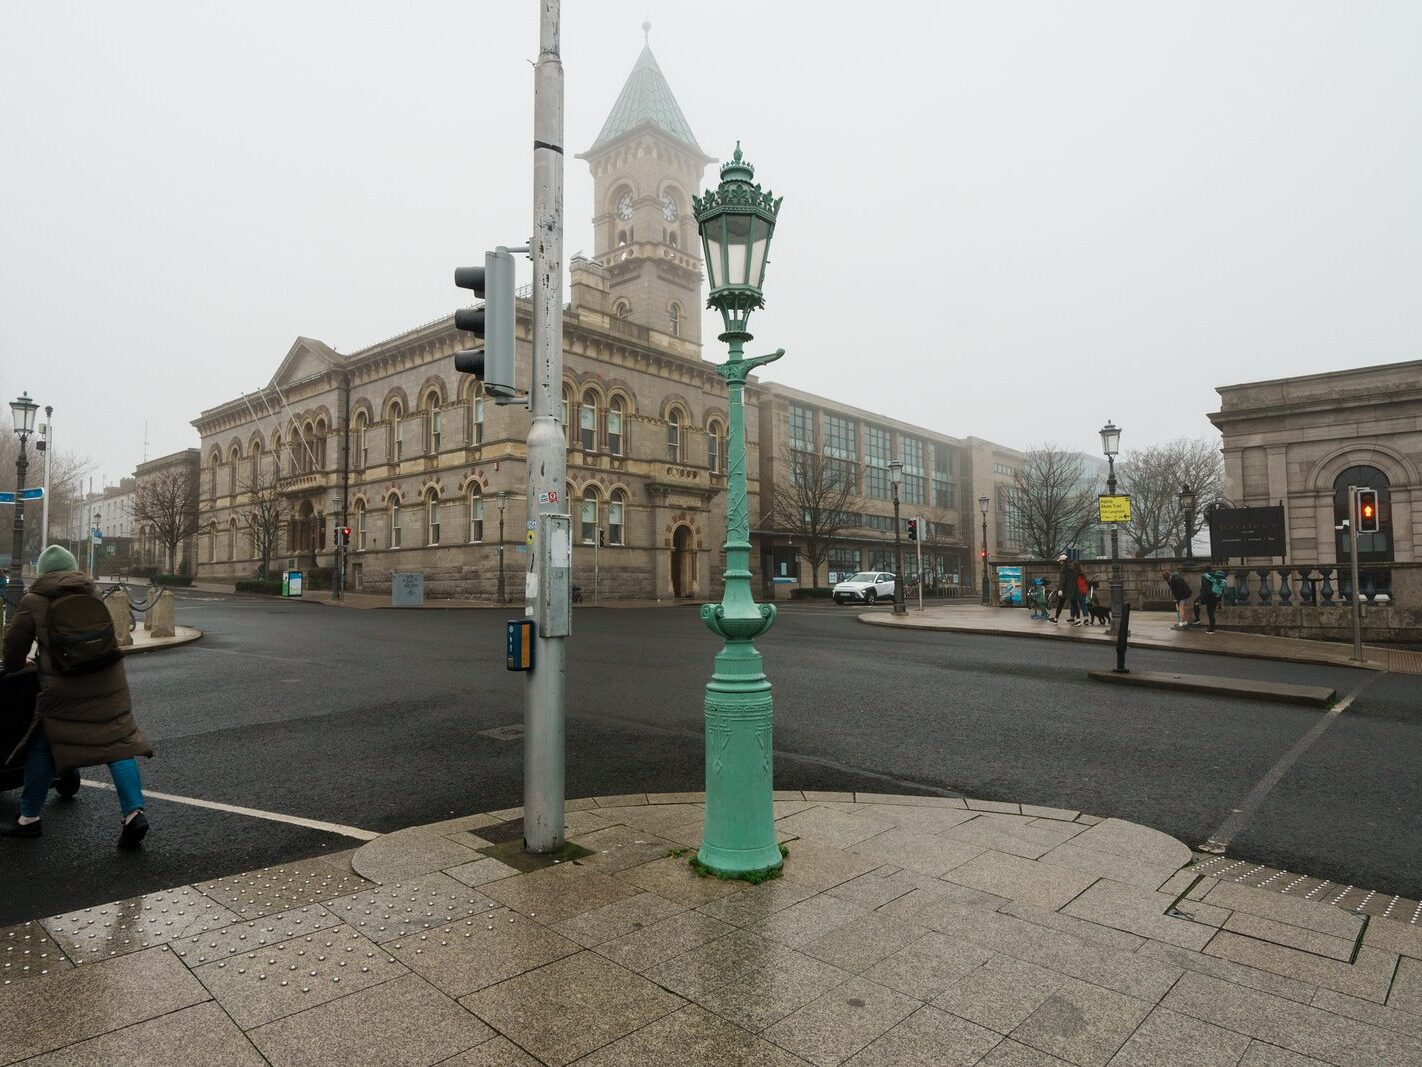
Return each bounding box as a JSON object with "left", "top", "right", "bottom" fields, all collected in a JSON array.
[
  {"left": 118, "top": 811, "right": 149, "bottom": 849},
  {"left": 1, "top": 820, "right": 42, "bottom": 838}
]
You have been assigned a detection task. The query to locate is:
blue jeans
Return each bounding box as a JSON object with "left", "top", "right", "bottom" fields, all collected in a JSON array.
[{"left": 20, "top": 732, "right": 144, "bottom": 820}]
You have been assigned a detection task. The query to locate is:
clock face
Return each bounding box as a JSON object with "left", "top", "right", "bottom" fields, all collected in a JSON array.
[
  {"left": 616, "top": 193, "right": 634, "bottom": 220},
  {"left": 662, "top": 195, "right": 678, "bottom": 222}
]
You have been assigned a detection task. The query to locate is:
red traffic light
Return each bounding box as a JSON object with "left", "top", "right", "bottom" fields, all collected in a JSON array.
[{"left": 979, "top": 549, "right": 987, "bottom": 559}]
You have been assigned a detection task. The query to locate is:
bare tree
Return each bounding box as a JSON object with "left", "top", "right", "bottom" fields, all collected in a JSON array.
[
  {"left": 770, "top": 444, "right": 859, "bottom": 588},
  {"left": 131, "top": 467, "right": 198, "bottom": 573},
  {"left": 1011, "top": 445, "right": 1099, "bottom": 559},
  {"left": 238, "top": 465, "right": 287, "bottom": 578},
  {"left": 1118, "top": 436, "right": 1225, "bottom": 558}
]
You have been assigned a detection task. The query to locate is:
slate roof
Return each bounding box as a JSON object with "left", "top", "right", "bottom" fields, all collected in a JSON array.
[{"left": 588, "top": 45, "right": 702, "bottom": 154}]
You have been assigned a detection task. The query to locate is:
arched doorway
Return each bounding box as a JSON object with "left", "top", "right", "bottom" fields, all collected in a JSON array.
[
  {"left": 1333, "top": 465, "right": 1393, "bottom": 564},
  {"left": 671, "top": 524, "right": 696, "bottom": 598}
]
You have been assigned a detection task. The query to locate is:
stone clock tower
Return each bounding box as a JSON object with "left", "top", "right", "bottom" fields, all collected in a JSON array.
[{"left": 576, "top": 30, "right": 714, "bottom": 348}]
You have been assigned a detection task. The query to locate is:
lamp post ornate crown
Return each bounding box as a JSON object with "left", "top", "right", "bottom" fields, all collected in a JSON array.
[{"left": 692, "top": 144, "right": 785, "bottom": 878}]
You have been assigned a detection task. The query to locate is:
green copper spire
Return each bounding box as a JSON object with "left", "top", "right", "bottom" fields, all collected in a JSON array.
[{"left": 588, "top": 36, "right": 703, "bottom": 154}]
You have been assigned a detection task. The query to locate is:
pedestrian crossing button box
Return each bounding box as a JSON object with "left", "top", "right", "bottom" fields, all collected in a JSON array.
[{"left": 506, "top": 619, "right": 535, "bottom": 671}]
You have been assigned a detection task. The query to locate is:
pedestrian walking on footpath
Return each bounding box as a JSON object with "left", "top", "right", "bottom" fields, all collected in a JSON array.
[
  {"left": 1050, "top": 554, "right": 1076, "bottom": 623},
  {"left": 1194, "top": 565, "right": 1228, "bottom": 634},
  {"left": 1070, "top": 561, "right": 1090, "bottom": 626},
  {"left": 1, "top": 545, "right": 153, "bottom": 846},
  {"left": 1163, "top": 569, "right": 1194, "bottom": 629}
]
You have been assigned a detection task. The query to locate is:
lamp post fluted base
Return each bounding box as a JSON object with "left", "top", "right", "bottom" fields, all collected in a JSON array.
[{"left": 697, "top": 635, "right": 783, "bottom": 877}]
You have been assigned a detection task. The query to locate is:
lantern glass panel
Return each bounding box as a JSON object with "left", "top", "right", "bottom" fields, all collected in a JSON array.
[
  {"left": 1099, "top": 422, "right": 1121, "bottom": 456},
  {"left": 702, "top": 215, "right": 726, "bottom": 290},
  {"left": 724, "top": 213, "right": 752, "bottom": 286},
  {"left": 748, "top": 216, "right": 771, "bottom": 290}
]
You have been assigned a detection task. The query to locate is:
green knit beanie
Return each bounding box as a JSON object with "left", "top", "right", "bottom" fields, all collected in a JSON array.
[{"left": 37, "top": 545, "right": 79, "bottom": 575}]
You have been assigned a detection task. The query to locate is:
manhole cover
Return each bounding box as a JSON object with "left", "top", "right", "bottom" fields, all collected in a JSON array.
[
  {"left": 478, "top": 819, "right": 526, "bottom": 844},
  {"left": 479, "top": 724, "right": 525, "bottom": 741}
]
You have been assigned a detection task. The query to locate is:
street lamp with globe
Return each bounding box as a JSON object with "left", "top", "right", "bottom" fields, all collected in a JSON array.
[
  {"left": 1179, "top": 483, "right": 1196, "bottom": 559},
  {"left": 691, "top": 143, "right": 785, "bottom": 878}
]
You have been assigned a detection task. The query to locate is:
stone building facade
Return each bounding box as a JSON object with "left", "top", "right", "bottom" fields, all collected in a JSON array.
[
  {"left": 1208, "top": 359, "right": 1422, "bottom": 566},
  {"left": 190, "top": 39, "right": 1024, "bottom": 601},
  {"left": 134, "top": 449, "right": 200, "bottom": 573}
]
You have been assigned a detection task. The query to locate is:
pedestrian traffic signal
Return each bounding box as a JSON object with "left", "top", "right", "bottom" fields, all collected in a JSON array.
[
  {"left": 906, "top": 519, "right": 918, "bottom": 542},
  {"left": 979, "top": 548, "right": 987, "bottom": 560},
  {"left": 454, "top": 248, "right": 518, "bottom": 403},
  {"left": 1358, "top": 489, "right": 1379, "bottom": 534}
]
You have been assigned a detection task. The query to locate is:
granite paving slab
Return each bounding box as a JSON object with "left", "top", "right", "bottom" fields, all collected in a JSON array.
[
  {"left": 42, "top": 886, "right": 240, "bottom": 962},
  {"left": 0, "top": 946, "right": 210, "bottom": 1063},
  {"left": 941, "top": 815, "right": 1085, "bottom": 860},
  {"left": 860, "top": 930, "right": 996, "bottom": 1001},
  {"left": 550, "top": 890, "right": 686, "bottom": 947},
  {"left": 1391, "top": 956, "right": 1422, "bottom": 1016},
  {"left": 387, "top": 907, "right": 579, "bottom": 998},
  {"left": 776, "top": 805, "right": 897, "bottom": 849},
  {"left": 1, "top": 921, "right": 72, "bottom": 984},
  {"left": 445, "top": 856, "right": 522, "bottom": 889},
  {"left": 480, "top": 860, "right": 642, "bottom": 923},
  {"left": 459, "top": 950, "right": 684, "bottom": 1066},
  {"left": 574, "top": 1003, "right": 812, "bottom": 1066},
  {"left": 194, "top": 858, "right": 375, "bottom": 919},
  {"left": 592, "top": 908, "right": 737, "bottom": 973},
  {"left": 615, "top": 853, "right": 745, "bottom": 906},
  {"left": 822, "top": 801, "right": 979, "bottom": 834},
  {"left": 801, "top": 910, "right": 928, "bottom": 973},
  {"left": 932, "top": 953, "right": 1068, "bottom": 1034},
  {"left": 978, "top": 1038, "right": 1075, "bottom": 1065},
  {"left": 1135, "top": 938, "right": 1318, "bottom": 1004},
  {"left": 696, "top": 878, "right": 819, "bottom": 926},
  {"left": 1312, "top": 987, "right": 1422, "bottom": 1038},
  {"left": 1038, "top": 841, "right": 1181, "bottom": 891},
  {"left": 13, "top": 1001, "right": 265, "bottom": 1067},
  {"left": 1104, "top": 1004, "right": 1250, "bottom": 1066},
  {"left": 843, "top": 1003, "right": 1000, "bottom": 1066},
  {"left": 247, "top": 972, "right": 492, "bottom": 1067},
  {"left": 847, "top": 826, "right": 987, "bottom": 877},
  {"left": 322, "top": 872, "right": 495, "bottom": 943},
  {"left": 688, "top": 949, "right": 852, "bottom": 1033},
  {"left": 1008, "top": 976, "right": 1152, "bottom": 1066},
  {"left": 642, "top": 928, "right": 795, "bottom": 999},
  {"left": 1062, "top": 878, "right": 1220, "bottom": 950},
  {"left": 778, "top": 838, "right": 883, "bottom": 892},
  {"left": 1222, "top": 910, "right": 1359, "bottom": 961},
  {"left": 1204, "top": 929, "right": 1396, "bottom": 1003},
  {"left": 1068, "top": 818, "right": 1191, "bottom": 869},
  {"left": 191, "top": 924, "right": 405, "bottom": 1030},
  {"left": 747, "top": 893, "right": 871, "bottom": 949},
  {"left": 438, "top": 1035, "right": 544, "bottom": 1065},
  {"left": 763, "top": 974, "right": 922, "bottom": 1067},
  {"left": 1237, "top": 1044, "right": 1331, "bottom": 1066},
  {"left": 569, "top": 824, "right": 681, "bottom": 872},
  {"left": 942, "top": 849, "right": 1098, "bottom": 910},
  {"left": 170, "top": 904, "right": 343, "bottom": 967},
  {"left": 349, "top": 826, "right": 486, "bottom": 884},
  {"left": 999, "top": 902, "right": 1147, "bottom": 952}
]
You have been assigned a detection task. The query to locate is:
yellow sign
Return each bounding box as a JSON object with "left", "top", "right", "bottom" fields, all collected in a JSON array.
[
  {"left": 1098, "top": 494, "right": 1131, "bottom": 523},
  {"left": 527, "top": 530, "right": 536, "bottom": 545}
]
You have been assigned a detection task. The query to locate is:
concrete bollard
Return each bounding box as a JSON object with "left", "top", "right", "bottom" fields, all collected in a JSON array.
[
  {"left": 146, "top": 588, "right": 176, "bottom": 638},
  {"left": 103, "top": 589, "right": 134, "bottom": 647}
]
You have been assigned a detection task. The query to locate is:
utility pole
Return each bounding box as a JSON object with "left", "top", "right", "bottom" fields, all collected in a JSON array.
[
  {"left": 40, "top": 407, "right": 52, "bottom": 547},
  {"left": 523, "top": 0, "right": 569, "bottom": 854},
  {"left": 915, "top": 522, "right": 923, "bottom": 611}
]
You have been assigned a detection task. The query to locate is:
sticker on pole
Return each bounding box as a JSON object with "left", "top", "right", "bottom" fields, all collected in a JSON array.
[{"left": 1098, "top": 494, "right": 1131, "bottom": 523}]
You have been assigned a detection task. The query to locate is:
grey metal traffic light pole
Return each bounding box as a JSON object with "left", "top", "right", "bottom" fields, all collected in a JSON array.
[{"left": 523, "top": 0, "right": 569, "bottom": 854}]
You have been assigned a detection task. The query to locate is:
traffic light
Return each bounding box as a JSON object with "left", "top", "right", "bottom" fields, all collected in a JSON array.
[
  {"left": 1358, "top": 489, "right": 1379, "bottom": 534},
  {"left": 906, "top": 519, "right": 918, "bottom": 542},
  {"left": 341, "top": 526, "right": 351, "bottom": 546},
  {"left": 979, "top": 548, "right": 987, "bottom": 560},
  {"left": 453, "top": 247, "right": 518, "bottom": 402}
]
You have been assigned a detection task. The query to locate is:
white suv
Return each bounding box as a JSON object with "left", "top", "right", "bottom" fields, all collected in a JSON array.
[{"left": 832, "top": 571, "right": 897, "bottom": 605}]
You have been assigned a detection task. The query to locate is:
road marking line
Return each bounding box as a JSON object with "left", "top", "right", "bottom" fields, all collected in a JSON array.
[
  {"left": 79, "top": 780, "right": 378, "bottom": 841},
  {"left": 1200, "top": 674, "right": 1379, "bottom": 855}
]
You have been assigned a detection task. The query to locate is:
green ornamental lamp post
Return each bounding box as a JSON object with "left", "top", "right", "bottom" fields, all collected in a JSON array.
[{"left": 693, "top": 144, "right": 785, "bottom": 878}]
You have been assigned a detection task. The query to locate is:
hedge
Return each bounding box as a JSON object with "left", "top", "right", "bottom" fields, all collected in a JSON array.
[
  {"left": 235, "top": 579, "right": 283, "bottom": 596},
  {"left": 153, "top": 574, "right": 192, "bottom": 587}
]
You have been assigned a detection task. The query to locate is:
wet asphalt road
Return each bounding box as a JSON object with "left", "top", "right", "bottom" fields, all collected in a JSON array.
[{"left": 2, "top": 592, "right": 1417, "bottom": 925}]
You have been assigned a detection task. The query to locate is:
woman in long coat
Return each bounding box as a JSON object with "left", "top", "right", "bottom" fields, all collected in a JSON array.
[{"left": 2, "top": 545, "right": 152, "bottom": 846}]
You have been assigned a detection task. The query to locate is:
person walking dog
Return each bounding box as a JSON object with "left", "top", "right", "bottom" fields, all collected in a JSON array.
[
  {"left": 1050, "top": 554, "right": 1076, "bottom": 623},
  {"left": 2, "top": 545, "right": 152, "bottom": 846}
]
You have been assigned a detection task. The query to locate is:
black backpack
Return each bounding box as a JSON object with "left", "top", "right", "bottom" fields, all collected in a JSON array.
[{"left": 45, "top": 591, "right": 122, "bottom": 677}]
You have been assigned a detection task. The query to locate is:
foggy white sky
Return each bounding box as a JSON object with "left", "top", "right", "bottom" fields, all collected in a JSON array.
[{"left": 2, "top": 1, "right": 1419, "bottom": 487}]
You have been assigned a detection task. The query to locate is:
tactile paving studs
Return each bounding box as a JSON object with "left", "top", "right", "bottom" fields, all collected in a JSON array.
[
  {"left": 1, "top": 921, "right": 74, "bottom": 984},
  {"left": 189, "top": 924, "right": 407, "bottom": 1029},
  {"left": 194, "top": 859, "right": 375, "bottom": 919},
  {"left": 322, "top": 874, "right": 493, "bottom": 944},
  {"left": 168, "top": 905, "right": 342, "bottom": 967},
  {"left": 42, "top": 888, "right": 240, "bottom": 963}
]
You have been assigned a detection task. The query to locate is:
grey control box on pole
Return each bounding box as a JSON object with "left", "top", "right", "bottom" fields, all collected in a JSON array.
[{"left": 537, "top": 512, "right": 572, "bottom": 637}]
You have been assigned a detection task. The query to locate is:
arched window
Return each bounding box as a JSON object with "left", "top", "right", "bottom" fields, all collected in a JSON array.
[
  {"left": 228, "top": 446, "right": 240, "bottom": 494},
  {"left": 1333, "top": 465, "right": 1393, "bottom": 564},
  {"left": 668, "top": 231, "right": 678, "bottom": 249},
  {"left": 356, "top": 500, "right": 368, "bottom": 551},
  {"left": 423, "top": 390, "right": 442, "bottom": 453},
  {"left": 315, "top": 418, "right": 328, "bottom": 470},
  {"left": 471, "top": 386, "right": 485, "bottom": 445},
  {"left": 561, "top": 386, "right": 574, "bottom": 446},
  {"left": 707, "top": 419, "right": 725, "bottom": 473},
  {"left": 614, "top": 300, "right": 631, "bottom": 319},
  {"left": 227, "top": 519, "right": 237, "bottom": 561},
  {"left": 668, "top": 303, "right": 681, "bottom": 337},
  {"left": 388, "top": 400, "right": 404, "bottom": 463},
  {"left": 300, "top": 422, "right": 315, "bottom": 473},
  {"left": 249, "top": 439, "right": 262, "bottom": 486},
  {"left": 207, "top": 522, "right": 217, "bottom": 564},
  {"left": 468, "top": 486, "right": 484, "bottom": 543},
  {"left": 390, "top": 498, "right": 402, "bottom": 548},
  {"left": 609, "top": 489, "right": 626, "bottom": 546},
  {"left": 579, "top": 389, "right": 599, "bottom": 451},
  {"left": 426, "top": 489, "right": 441, "bottom": 546},
  {"left": 666, "top": 408, "right": 682, "bottom": 462},
  {"left": 581, "top": 486, "right": 600, "bottom": 544},
  {"left": 208, "top": 450, "right": 220, "bottom": 498},
  {"left": 353, "top": 412, "right": 369, "bottom": 470},
  {"left": 273, "top": 433, "right": 284, "bottom": 477},
  {"left": 607, "top": 395, "right": 625, "bottom": 456}
]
